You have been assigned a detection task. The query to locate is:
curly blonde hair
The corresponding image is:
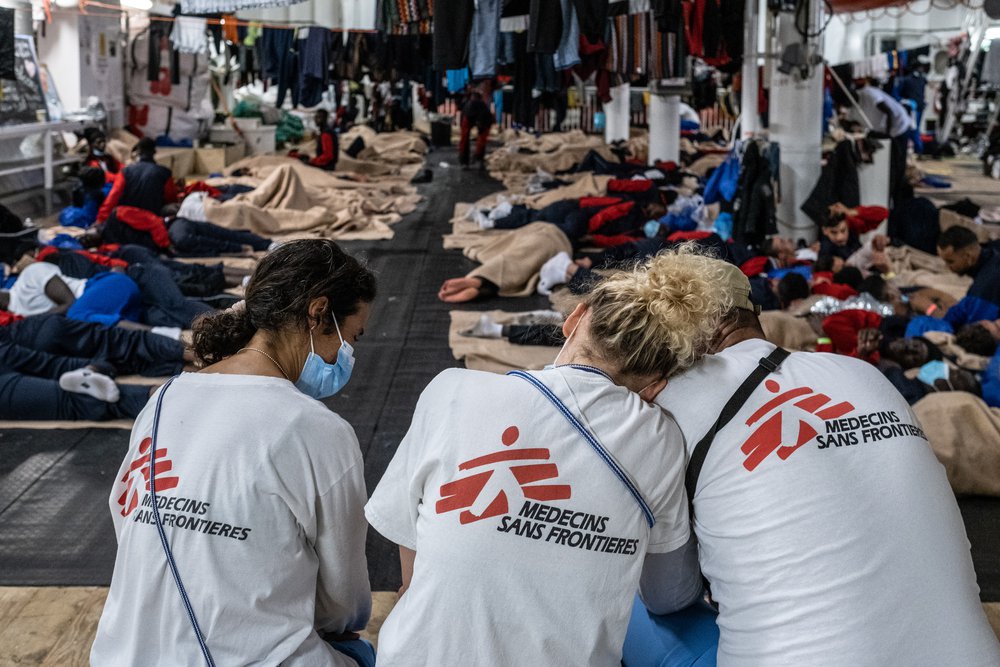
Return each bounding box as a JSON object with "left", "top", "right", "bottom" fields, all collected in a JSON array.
[{"left": 584, "top": 244, "right": 734, "bottom": 378}]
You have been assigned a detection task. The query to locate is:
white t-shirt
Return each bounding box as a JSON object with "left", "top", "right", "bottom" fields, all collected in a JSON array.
[
  {"left": 854, "top": 85, "right": 913, "bottom": 138},
  {"left": 8, "top": 261, "right": 86, "bottom": 316},
  {"left": 366, "top": 366, "right": 690, "bottom": 665},
  {"left": 656, "top": 339, "right": 1000, "bottom": 666},
  {"left": 91, "top": 373, "right": 371, "bottom": 667},
  {"left": 679, "top": 102, "right": 701, "bottom": 125}
]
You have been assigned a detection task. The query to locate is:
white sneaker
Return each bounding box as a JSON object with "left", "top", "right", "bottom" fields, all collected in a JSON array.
[
  {"left": 537, "top": 251, "right": 572, "bottom": 295},
  {"left": 488, "top": 201, "right": 514, "bottom": 221},
  {"left": 474, "top": 209, "right": 494, "bottom": 230},
  {"left": 59, "top": 368, "right": 120, "bottom": 403},
  {"left": 460, "top": 314, "right": 503, "bottom": 338}
]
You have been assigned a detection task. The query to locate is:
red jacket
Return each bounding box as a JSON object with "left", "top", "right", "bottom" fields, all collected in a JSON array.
[
  {"left": 106, "top": 206, "right": 171, "bottom": 249},
  {"left": 822, "top": 310, "right": 882, "bottom": 363},
  {"left": 36, "top": 246, "right": 129, "bottom": 269},
  {"left": 845, "top": 206, "right": 888, "bottom": 235},
  {"left": 812, "top": 282, "right": 859, "bottom": 301},
  {"left": 97, "top": 168, "right": 178, "bottom": 224}
]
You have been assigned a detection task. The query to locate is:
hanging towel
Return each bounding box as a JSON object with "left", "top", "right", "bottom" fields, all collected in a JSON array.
[{"left": 171, "top": 16, "right": 209, "bottom": 55}]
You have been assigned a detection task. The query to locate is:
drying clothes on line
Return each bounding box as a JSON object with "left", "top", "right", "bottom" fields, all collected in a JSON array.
[
  {"left": 469, "top": 0, "right": 502, "bottom": 79},
  {"left": 608, "top": 11, "right": 651, "bottom": 77},
  {"left": 170, "top": 16, "right": 208, "bottom": 55},
  {"left": 433, "top": 0, "right": 475, "bottom": 70},
  {"left": 447, "top": 68, "right": 470, "bottom": 94},
  {"left": 554, "top": 0, "right": 581, "bottom": 70},
  {"left": 528, "top": 0, "right": 563, "bottom": 54},
  {"left": 297, "top": 27, "right": 332, "bottom": 108},
  {"left": 0, "top": 7, "right": 14, "bottom": 80},
  {"left": 260, "top": 27, "right": 298, "bottom": 108},
  {"left": 180, "top": 0, "right": 307, "bottom": 11}
]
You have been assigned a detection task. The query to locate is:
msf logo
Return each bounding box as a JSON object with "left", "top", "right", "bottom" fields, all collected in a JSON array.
[
  {"left": 436, "top": 426, "right": 571, "bottom": 524},
  {"left": 117, "top": 436, "right": 180, "bottom": 517},
  {"left": 740, "top": 379, "right": 854, "bottom": 471}
]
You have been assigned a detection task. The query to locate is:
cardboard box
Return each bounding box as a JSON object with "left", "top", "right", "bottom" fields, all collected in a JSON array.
[
  {"left": 155, "top": 147, "right": 196, "bottom": 179},
  {"left": 195, "top": 143, "right": 245, "bottom": 174},
  {"left": 244, "top": 126, "right": 276, "bottom": 155}
]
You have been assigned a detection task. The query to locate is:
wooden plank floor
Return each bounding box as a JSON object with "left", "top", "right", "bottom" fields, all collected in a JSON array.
[
  {"left": 0, "top": 587, "right": 398, "bottom": 665},
  {"left": 1, "top": 587, "right": 998, "bottom": 665}
]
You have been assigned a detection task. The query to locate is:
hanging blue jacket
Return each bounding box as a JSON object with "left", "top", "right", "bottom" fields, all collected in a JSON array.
[{"left": 703, "top": 154, "right": 740, "bottom": 205}]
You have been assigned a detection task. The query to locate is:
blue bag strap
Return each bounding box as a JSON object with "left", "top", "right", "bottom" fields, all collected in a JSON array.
[
  {"left": 508, "top": 370, "right": 655, "bottom": 528},
  {"left": 148, "top": 376, "right": 216, "bottom": 667}
]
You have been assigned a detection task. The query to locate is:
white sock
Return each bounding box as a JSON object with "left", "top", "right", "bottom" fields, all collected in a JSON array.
[
  {"left": 59, "top": 368, "right": 120, "bottom": 403},
  {"left": 151, "top": 326, "right": 183, "bottom": 341},
  {"left": 489, "top": 201, "right": 513, "bottom": 221},
  {"left": 537, "top": 251, "right": 572, "bottom": 295},
  {"left": 461, "top": 314, "right": 503, "bottom": 338},
  {"left": 474, "top": 209, "right": 494, "bottom": 230}
]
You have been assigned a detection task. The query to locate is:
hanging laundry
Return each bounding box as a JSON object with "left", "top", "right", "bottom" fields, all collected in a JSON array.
[
  {"left": 446, "top": 68, "right": 470, "bottom": 94},
  {"left": 469, "top": 0, "right": 502, "bottom": 79},
  {"left": 260, "top": 27, "right": 298, "bottom": 107},
  {"left": 297, "top": 27, "right": 332, "bottom": 108},
  {"left": 0, "top": 8, "right": 14, "bottom": 80},
  {"left": 528, "top": 0, "right": 563, "bottom": 54},
  {"left": 554, "top": 0, "right": 581, "bottom": 71},
  {"left": 171, "top": 16, "right": 209, "bottom": 55},
  {"left": 180, "top": 0, "right": 308, "bottom": 11},
  {"left": 433, "top": 0, "right": 475, "bottom": 70}
]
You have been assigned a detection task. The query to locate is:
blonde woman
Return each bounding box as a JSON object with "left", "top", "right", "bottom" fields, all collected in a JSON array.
[{"left": 366, "top": 247, "right": 733, "bottom": 665}]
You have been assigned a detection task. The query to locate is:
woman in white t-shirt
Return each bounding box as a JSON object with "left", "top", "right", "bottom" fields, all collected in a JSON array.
[
  {"left": 366, "top": 247, "right": 735, "bottom": 665},
  {"left": 92, "top": 240, "right": 376, "bottom": 667}
]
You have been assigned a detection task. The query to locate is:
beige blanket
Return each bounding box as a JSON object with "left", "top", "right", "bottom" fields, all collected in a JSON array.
[
  {"left": 913, "top": 392, "right": 1000, "bottom": 496},
  {"left": 486, "top": 130, "right": 616, "bottom": 178},
  {"left": 203, "top": 157, "right": 421, "bottom": 241},
  {"left": 444, "top": 174, "right": 614, "bottom": 250},
  {"left": 939, "top": 209, "right": 1000, "bottom": 243},
  {"left": 922, "top": 331, "right": 992, "bottom": 371},
  {"left": 887, "top": 245, "right": 972, "bottom": 301},
  {"left": 760, "top": 311, "right": 818, "bottom": 351},
  {"left": 449, "top": 310, "right": 559, "bottom": 373},
  {"left": 466, "top": 222, "right": 573, "bottom": 297}
]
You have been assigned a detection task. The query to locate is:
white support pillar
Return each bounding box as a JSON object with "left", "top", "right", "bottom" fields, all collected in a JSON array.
[
  {"left": 767, "top": 0, "right": 824, "bottom": 242},
  {"left": 740, "top": 0, "right": 760, "bottom": 138},
  {"left": 604, "top": 83, "right": 631, "bottom": 144},
  {"left": 648, "top": 94, "right": 680, "bottom": 165}
]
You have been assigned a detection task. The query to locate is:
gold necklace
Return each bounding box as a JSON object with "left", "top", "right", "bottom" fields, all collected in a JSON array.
[{"left": 240, "top": 347, "right": 289, "bottom": 380}]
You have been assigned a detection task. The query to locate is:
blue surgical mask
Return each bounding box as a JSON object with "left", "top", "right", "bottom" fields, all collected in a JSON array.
[
  {"left": 917, "top": 360, "right": 951, "bottom": 388},
  {"left": 295, "top": 317, "right": 355, "bottom": 399}
]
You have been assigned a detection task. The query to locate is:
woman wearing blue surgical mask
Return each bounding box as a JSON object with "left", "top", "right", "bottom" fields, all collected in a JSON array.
[{"left": 92, "top": 239, "right": 377, "bottom": 667}]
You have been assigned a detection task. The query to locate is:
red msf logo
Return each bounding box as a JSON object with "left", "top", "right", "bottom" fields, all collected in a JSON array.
[
  {"left": 740, "top": 379, "right": 854, "bottom": 471},
  {"left": 436, "top": 426, "right": 571, "bottom": 524},
  {"left": 116, "top": 436, "right": 180, "bottom": 517}
]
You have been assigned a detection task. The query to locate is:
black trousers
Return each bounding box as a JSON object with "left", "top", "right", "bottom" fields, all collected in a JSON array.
[
  {"left": 0, "top": 373, "right": 149, "bottom": 420},
  {"left": 889, "top": 133, "right": 909, "bottom": 208},
  {"left": 126, "top": 262, "right": 214, "bottom": 329},
  {"left": 0, "top": 314, "right": 184, "bottom": 377},
  {"left": 507, "top": 324, "right": 565, "bottom": 346},
  {"left": 433, "top": 0, "right": 475, "bottom": 70}
]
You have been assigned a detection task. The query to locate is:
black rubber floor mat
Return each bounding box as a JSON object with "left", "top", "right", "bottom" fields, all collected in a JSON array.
[
  {"left": 959, "top": 496, "right": 1000, "bottom": 602},
  {"left": 0, "top": 428, "right": 127, "bottom": 585}
]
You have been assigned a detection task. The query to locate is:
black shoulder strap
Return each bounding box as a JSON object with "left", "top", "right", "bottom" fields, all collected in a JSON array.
[{"left": 684, "top": 346, "right": 790, "bottom": 507}]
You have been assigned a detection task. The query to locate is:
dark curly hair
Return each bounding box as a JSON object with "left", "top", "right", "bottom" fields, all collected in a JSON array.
[{"left": 192, "top": 239, "right": 376, "bottom": 365}]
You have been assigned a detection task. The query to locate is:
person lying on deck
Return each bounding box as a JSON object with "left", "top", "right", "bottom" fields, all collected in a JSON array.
[{"left": 0, "top": 257, "right": 211, "bottom": 336}]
